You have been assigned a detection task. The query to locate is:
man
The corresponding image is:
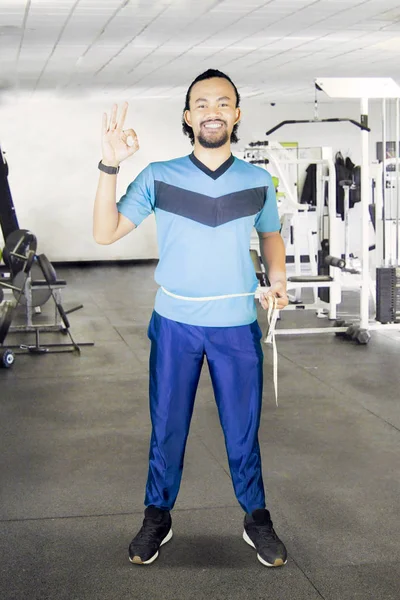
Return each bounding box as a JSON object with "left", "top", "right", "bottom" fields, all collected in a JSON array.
[{"left": 93, "top": 69, "right": 288, "bottom": 568}]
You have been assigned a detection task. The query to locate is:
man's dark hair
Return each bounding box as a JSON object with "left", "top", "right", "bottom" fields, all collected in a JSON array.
[{"left": 182, "top": 69, "right": 241, "bottom": 145}]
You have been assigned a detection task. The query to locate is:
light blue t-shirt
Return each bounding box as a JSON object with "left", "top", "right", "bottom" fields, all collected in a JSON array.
[{"left": 117, "top": 153, "right": 280, "bottom": 327}]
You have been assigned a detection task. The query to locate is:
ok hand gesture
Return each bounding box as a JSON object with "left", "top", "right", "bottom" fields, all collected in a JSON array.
[{"left": 101, "top": 102, "right": 139, "bottom": 167}]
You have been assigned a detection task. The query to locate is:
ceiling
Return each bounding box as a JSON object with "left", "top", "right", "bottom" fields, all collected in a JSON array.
[{"left": 1, "top": 0, "right": 400, "bottom": 102}]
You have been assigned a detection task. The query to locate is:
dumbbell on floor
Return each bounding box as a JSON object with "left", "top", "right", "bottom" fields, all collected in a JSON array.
[
  {"left": 334, "top": 321, "right": 371, "bottom": 345},
  {"left": 345, "top": 325, "right": 371, "bottom": 345}
]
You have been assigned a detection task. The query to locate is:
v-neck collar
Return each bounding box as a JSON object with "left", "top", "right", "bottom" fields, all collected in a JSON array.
[{"left": 189, "top": 152, "right": 235, "bottom": 180}]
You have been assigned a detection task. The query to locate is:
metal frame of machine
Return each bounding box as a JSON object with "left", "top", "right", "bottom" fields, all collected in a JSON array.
[{"left": 248, "top": 77, "right": 400, "bottom": 341}]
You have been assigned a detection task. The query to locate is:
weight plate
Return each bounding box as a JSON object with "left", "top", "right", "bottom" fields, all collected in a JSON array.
[
  {"left": 0, "top": 301, "right": 13, "bottom": 344},
  {"left": 12, "top": 264, "right": 52, "bottom": 307},
  {"left": 5, "top": 229, "right": 37, "bottom": 275},
  {"left": 37, "top": 254, "right": 57, "bottom": 284},
  {"left": 2, "top": 246, "right": 11, "bottom": 269}
]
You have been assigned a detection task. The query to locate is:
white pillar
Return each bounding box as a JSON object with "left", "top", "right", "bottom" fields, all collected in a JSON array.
[
  {"left": 324, "top": 147, "right": 339, "bottom": 319},
  {"left": 396, "top": 97, "right": 399, "bottom": 264},
  {"left": 382, "top": 99, "right": 387, "bottom": 265},
  {"left": 360, "top": 98, "right": 370, "bottom": 329}
]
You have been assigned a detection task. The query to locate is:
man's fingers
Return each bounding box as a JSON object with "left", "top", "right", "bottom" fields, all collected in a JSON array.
[
  {"left": 102, "top": 113, "right": 107, "bottom": 135},
  {"left": 259, "top": 294, "right": 273, "bottom": 310},
  {"left": 121, "top": 128, "right": 139, "bottom": 155},
  {"left": 117, "top": 101, "right": 129, "bottom": 130},
  {"left": 260, "top": 291, "right": 288, "bottom": 311},
  {"left": 122, "top": 128, "right": 138, "bottom": 145},
  {"left": 275, "top": 295, "right": 288, "bottom": 310},
  {"left": 109, "top": 104, "right": 118, "bottom": 130},
  {"left": 126, "top": 141, "right": 140, "bottom": 156}
]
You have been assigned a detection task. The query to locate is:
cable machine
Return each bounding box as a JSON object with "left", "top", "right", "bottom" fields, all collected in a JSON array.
[
  {"left": 265, "top": 83, "right": 370, "bottom": 137},
  {"left": 252, "top": 77, "right": 400, "bottom": 342}
]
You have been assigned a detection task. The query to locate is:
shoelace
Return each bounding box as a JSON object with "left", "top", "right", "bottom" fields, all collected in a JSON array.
[
  {"left": 160, "top": 286, "right": 279, "bottom": 406},
  {"left": 257, "top": 526, "right": 280, "bottom": 544}
]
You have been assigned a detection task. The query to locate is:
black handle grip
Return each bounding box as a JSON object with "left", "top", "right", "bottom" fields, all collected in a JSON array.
[{"left": 325, "top": 255, "right": 346, "bottom": 269}]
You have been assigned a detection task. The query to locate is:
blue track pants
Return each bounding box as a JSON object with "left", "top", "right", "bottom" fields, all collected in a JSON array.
[{"left": 144, "top": 311, "right": 266, "bottom": 514}]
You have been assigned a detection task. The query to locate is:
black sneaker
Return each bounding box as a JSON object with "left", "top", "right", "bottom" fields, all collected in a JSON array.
[
  {"left": 243, "top": 508, "right": 287, "bottom": 567},
  {"left": 128, "top": 506, "right": 173, "bottom": 565}
]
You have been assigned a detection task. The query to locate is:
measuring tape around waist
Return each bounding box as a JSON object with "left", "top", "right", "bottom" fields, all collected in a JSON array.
[
  {"left": 160, "top": 286, "right": 255, "bottom": 301},
  {"left": 160, "top": 286, "right": 280, "bottom": 406}
]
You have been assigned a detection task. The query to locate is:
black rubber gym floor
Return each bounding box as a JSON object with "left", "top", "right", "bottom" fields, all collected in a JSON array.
[{"left": 1, "top": 263, "right": 399, "bottom": 600}]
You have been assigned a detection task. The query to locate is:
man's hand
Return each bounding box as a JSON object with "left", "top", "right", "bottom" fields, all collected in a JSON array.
[
  {"left": 102, "top": 102, "right": 139, "bottom": 167},
  {"left": 259, "top": 281, "right": 288, "bottom": 311}
]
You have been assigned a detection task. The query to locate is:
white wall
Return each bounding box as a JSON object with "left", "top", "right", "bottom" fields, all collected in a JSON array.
[{"left": 0, "top": 91, "right": 393, "bottom": 261}]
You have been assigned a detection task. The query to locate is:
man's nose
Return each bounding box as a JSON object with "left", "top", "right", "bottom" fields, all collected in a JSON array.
[{"left": 204, "top": 107, "right": 223, "bottom": 120}]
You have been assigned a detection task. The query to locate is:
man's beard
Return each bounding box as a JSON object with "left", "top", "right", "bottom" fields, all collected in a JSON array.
[{"left": 197, "top": 122, "right": 229, "bottom": 148}]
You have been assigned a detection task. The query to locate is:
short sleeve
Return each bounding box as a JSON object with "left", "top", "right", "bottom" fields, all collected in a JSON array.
[
  {"left": 254, "top": 174, "right": 281, "bottom": 233},
  {"left": 117, "top": 164, "right": 154, "bottom": 227}
]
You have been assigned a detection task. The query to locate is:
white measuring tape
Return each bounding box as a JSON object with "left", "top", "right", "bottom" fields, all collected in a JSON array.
[
  {"left": 160, "top": 286, "right": 280, "bottom": 405},
  {"left": 266, "top": 296, "right": 279, "bottom": 407},
  {"left": 161, "top": 287, "right": 255, "bottom": 301}
]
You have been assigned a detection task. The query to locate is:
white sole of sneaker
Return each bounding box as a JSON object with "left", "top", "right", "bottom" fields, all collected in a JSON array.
[
  {"left": 242, "top": 530, "right": 287, "bottom": 568},
  {"left": 129, "top": 528, "right": 173, "bottom": 566}
]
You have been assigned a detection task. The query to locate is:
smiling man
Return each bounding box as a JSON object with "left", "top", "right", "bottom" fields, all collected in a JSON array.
[{"left": 93, "top": 69, "right": 288, "bottom": 568}]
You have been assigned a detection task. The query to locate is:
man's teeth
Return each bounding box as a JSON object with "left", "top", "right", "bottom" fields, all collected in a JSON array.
[{"left": 204, "top": 123, "right": 222, "bottom": 128}]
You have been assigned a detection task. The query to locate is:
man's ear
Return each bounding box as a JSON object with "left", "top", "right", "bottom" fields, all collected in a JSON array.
[
  {"left": 234, "top": 107, "right": 241, "bottom": 125},
  {"left": 184, "top": 110, "right": 192, "bottom": 127}
]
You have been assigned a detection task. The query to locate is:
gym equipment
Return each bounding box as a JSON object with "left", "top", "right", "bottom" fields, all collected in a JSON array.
[
  {"left": 0, "top": 233, "right": 42, "bottom": 364},
  {"left": 0, "top": 143, "right": 19, "bottom": 242},
  {"left": 0, "top": 253, "right": 93, "bottom": 355},
  {"left": 376, "top": 266, "right": 400, "bottom": 323},
  {"left": 0, "top": 347, "right": 15, "bottom": 368},
  {"left": 0, "top": 230, "right": 37, "bottom": 305},
  {"left": 12, "top": 263, "right": 53, "bottom": 307},
  {"left": 267, "top": 118, "right": 370, "bottom": 136},
  {"left": 0, "top": 150, "right": 93, "bottom": 359},
  {"left": 333, "top": 319, "right": 352, "bottom": 337},
  {"left": 375, "top": 97, "right": 400, "bottom": 325},
  {"left": 265, "top": 84, "right": 371, "bottom": 137},
  {"left": 0, "top": 301, "right": 15, "bottom": 368},
  {"left": 246, "top": 141, "right": 341, "bottom": 317},
  {"left": 325, "top": 254, "right": 360, "bottom": 275},
  {"left": 0, "top": 301, "right": 13, "bottom": 342},
  {"left": 0, "top": 230, "right": 93, "bottom": 356},
  {"left": 343, "top": 325, "right": 371, "bottom": 345},
  {"left": 252, "top": 78, "right": 400, "bottom": 342},
  {"left": 250, "top": 249, "right": 268, "bottom": 287},
  {"left": 315, "top": 78, "right": 400, "bottom": 332},
  {"left": 1, "top": 232, "right": 80, "bottom": 332},
  {"left": 2, "top": 229, "right": 38, "bottom": 275},
  {"left": 332, "top": 319, "right": 370, "bottom": 344}
]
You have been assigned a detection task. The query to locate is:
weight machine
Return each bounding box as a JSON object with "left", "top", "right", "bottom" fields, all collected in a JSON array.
[
  {"left": 0, "top": 142, "right": 94, "bottom": 365},
  {"left": 245, "top": 141, "right": 341, "bottom": 317},
  {"left": 249, "top": 78, "right": 400, "bottom": 343}
]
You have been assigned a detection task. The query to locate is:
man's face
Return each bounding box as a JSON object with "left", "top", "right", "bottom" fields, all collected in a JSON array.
[{"left": 184, "top": 77, "right": 241, "bottom": 149}]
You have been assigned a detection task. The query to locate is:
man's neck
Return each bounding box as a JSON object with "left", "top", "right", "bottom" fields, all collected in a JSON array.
[{"left": 192, "top": 143, "right": 232, "bottom": 172}]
